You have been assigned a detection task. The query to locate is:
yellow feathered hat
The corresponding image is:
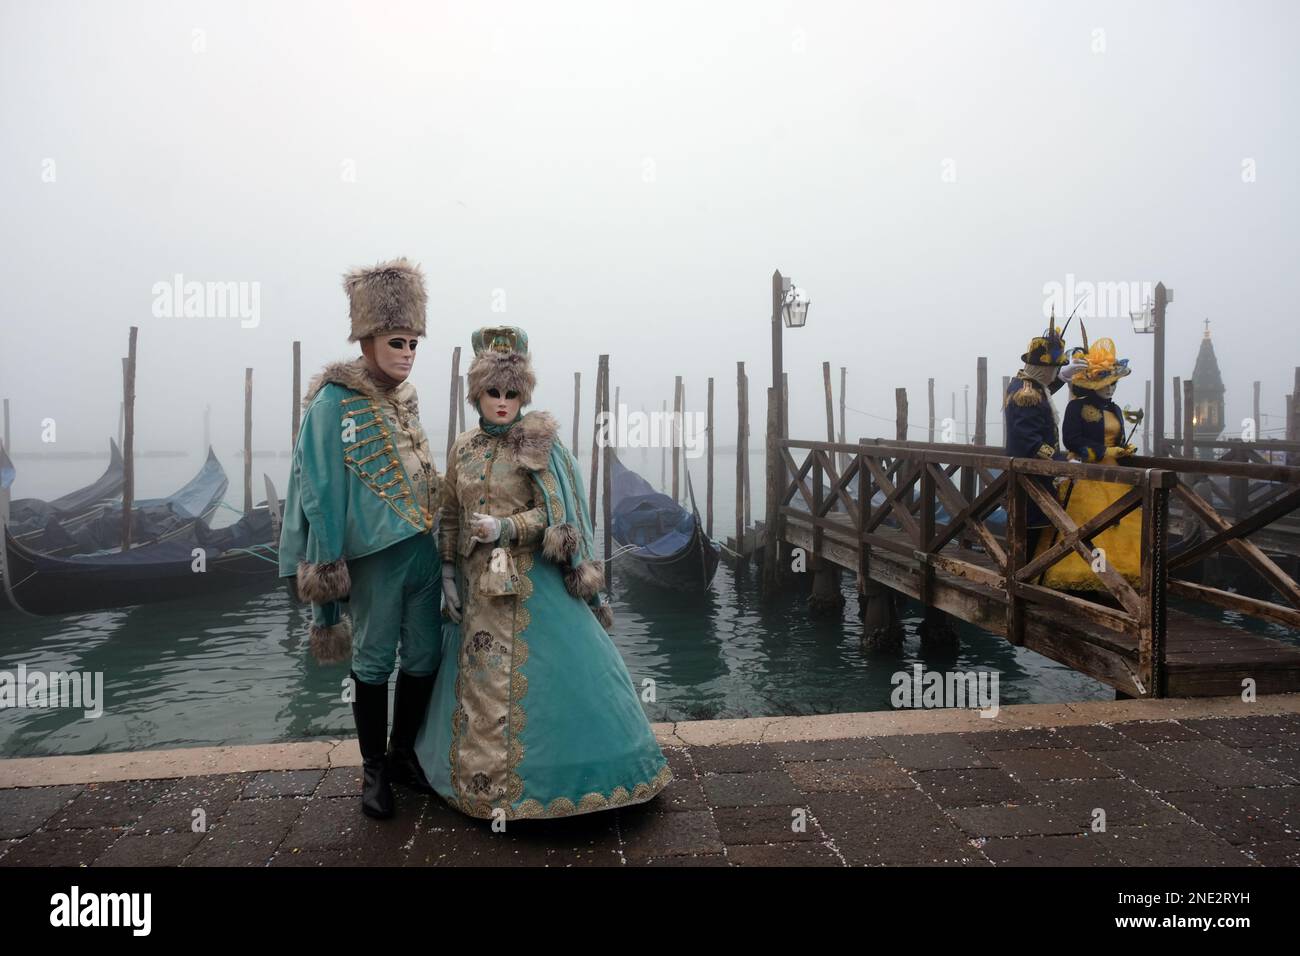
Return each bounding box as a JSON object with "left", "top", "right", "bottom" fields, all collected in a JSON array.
[{"left": 1066, "top": 337, "right": 1131, "bottom": 390}]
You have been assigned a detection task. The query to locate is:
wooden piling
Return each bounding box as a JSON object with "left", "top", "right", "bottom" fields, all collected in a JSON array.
[
  {"left": 838, "top": 366, "right": 847, "bottom": 473},
  {"left": 457, "top": 376, "right": 465, "bottom": 434},
  {"left": 660, "top": 399, "right": 667, "bottom": 493},
  {"left": 964, "top": 384, "right": 970, "bottom": 444},
  {"left": 120, "top": 329, "right": 138, "bottom": 550},
  {"left": 243, "top": 367, "right": 253, "bottom": 514},
  {"left": 672, "top": 376, "right": 682, "bottom": 502},
  {"left": 927, "top": 379, "right": 935, "bottom": 443},
  {"left": 1183, "top": 379, "right": 1195, "bottom": 459},
  {"left": 1253, "top": 380, "right": 1261, "bottom": 440},
  {"left": 742, "top": 369, "right": 751, "bottom": 531},
  {"left": 736, "top": 362, "right": 745, "bottom": 561},
  {"left": 762, "top": 386, "right": 781, "bottom": 594},
  {"left": 572, "top": 372, "right": 581, "bottom": 458},
  {"left": 706, "top": 376, "right": 714, "bottom": 537},
  {"left": 588, "top": 360, "right": 605, "bottom": 523},
  {"left": 446, "top": 346, "right": 461, "bottom": 460},
  {"left": 600, "top": 355, "right": 612, "bottom": 591},
  {"left": 974, "top": 358, "right": 988, "bottom": 447},
  {"left": 1001, "top": 375, "right": 1010, "bottom": 446},
  {"left": 1144, "top": 380, "right": 1151, "bottom": 455},
  {"left": 1172, "top": 376, "right": 1182, "bottom": 450},
  {"left": 291, "top": 340, "right": 301, "bottom": 449},
  {"left": 782, "top": 372, "right": 790, "bottom": 438},
  {"left": 822, "top": 363, "right": 836, "bottom": 459},
  {"left": 895, "top": 388, "right": 908, "bottom": 441},
  {"left": 119, "top": 357, "right": 126, "bottom": 448}
]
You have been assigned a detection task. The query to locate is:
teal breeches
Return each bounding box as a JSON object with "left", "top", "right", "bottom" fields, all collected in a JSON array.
[{"left": 326, "top": 532, "right": 442, "bottom": 683}]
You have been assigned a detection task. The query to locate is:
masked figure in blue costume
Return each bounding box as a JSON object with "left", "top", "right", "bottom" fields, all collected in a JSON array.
[
  {"left": 415, "top": 326, "right": 672, "bottom": 820},
  {"left": 1004, "top": 312, "right": 1076, "bottom": 556},
  {"left": 278, "top": 258, "right": 442, "bottom": 820}
]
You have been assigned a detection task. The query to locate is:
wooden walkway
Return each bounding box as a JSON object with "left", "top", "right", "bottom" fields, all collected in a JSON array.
[{"left": 772, "top": 438, "right": 1300, "bottom": 699}]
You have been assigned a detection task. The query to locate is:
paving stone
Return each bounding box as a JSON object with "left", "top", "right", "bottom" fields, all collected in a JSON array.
[
  {"left": 810, "top": 789, "right": 973, "bottom": 865},
  {"left": 93, "top": 830, "right": 205, "bottom": 866},
  {"left": 726, "top": 842, "right": 842, "bottom": 866},
  {"left": 770, "top": 737, "right": 887, "bottom": 761},
  {"left": 0, "top": 828, "right": 125, "bottom": 867},
  {"left": 691, "top": 744, "right": 783, "bottom": 775},
  {"left": 914, "top": 768, "right": 1033, "bottom": 809},
  {"left": 218, "top": 798, "right": 308, "bottom": 830},
  {"left": 947, "top": 805, "right": 1079, "bottom": 838},
  {"left": 183, "top": 820, "right": 295, "bottom": 867},
  {"left": 879, "top": 734, "right": 996, "bottom": 771},
  {"left": 1113, "top": 720, "right": 1206, "bottom": 744},
  {"left": 1238, "top": 785, "right": 1300, "bottom": 832},
  {"left": 315, "top": 767, "right": 363, "bottom": 799},
  {"left": 242, "top": 769, "right": 325, "bottom": 799},
  {"left": 1097, "top": 747, "right": 1217, "bottom": 793},
  {"left": 635, "top": 853, "right": 730, "bottom": 867},
  {"left": 993, "top": 748, "right": 1118, "bottom": 782},
  {"left": 1160, "top": 788, "right": 1296, "bottom": 846},
  {"left": 0, "top": 785, "right": 84, "bottom": 838},
  {"left": 785, "top": 758, "right": 913, "bottom": 793},
  {"left": 406, "top": 825, "right": 551, "bottom": 867},
  {"left": 967, "top": 729, "right": 1066, "bottom": 752},
  {"left": 662, "top": 747, "right": 697, "bottom": 781},
  {"left": 619, "top": 809, "right": 722, "bottom": 861},
  {"left": 1247, "top": 842, "right": 1300, "bottom": 866},
  {"left": 712, "top": 805, "right": 817, "bottom": 845},
  {"left": 46, "top": 779, "right": 178, "bottom": 830},
  {"left": 1053, "top": 725, "right": 1142, "bottom": 753},
  {"left": 1254, "top": 743, "right": 1300, "bottom": 782},
  {"left": 1101, "top": 823, "right": 1258, "bottom": 866},
  {"left": 407, "top": 812, "right": 623, "bottom": 867},
  {"left": 1181, "top": 717, "right": 1296, "bottom": 750},
  {"left": 983, "top": 834, "right": 1118, "bottom": 866},
  {"left": 1029, "top": 778, "right": 1183, "bottom": 829},
  {"left": 132, "top": 774, "right": 245, "bottom": 833},
  {"left": 646, "top": 775, "right": 708, "bottom": 813},
  {"left": 701, "top": 770, "right": 803, "bottom": 807},
  {"left": 1148, "top": 740, "right": 1297, "bottom": 788},
  {"left": 283, "top": 794, "right": 420, "bottom": 861}
]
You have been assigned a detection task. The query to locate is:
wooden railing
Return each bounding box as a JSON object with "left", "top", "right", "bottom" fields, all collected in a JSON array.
[{"left": 776, "top": 437, "right": 1300, "bottom": 697}]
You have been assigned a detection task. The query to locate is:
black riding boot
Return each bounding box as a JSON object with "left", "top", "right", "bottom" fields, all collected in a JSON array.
[
  {"left": 350, "top": 671, "right": 394, "bottom": 819},
  {"left": 387, "top": 670, "right": 435, "bottom": 793}
]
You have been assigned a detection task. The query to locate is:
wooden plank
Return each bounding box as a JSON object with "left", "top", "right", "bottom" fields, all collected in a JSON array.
[
  {"left": 1168, "top": 579, "right": 1300, "bottom": 629},
  {"left": 1169, "top": 486, "right": 1300, "bottom": 571}
]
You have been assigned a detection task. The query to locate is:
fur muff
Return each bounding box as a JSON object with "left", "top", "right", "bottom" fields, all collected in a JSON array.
[
  {"left": 342, "top": 257, "right": 427, "bottom": 342},
  {"left": 564, "top": 559, "right": 604, "bottom": 600},
  {"left": 542, "top": 522, "right": 580, "bottom": 564},
  {"left": 466, "top": 350, "right": 536, "bottom": 409},
  {"left": 309, "top": 615, "right": 353, "bottom": 664},
  {"left": 297, "top": 557, "right": 351, "bottom": 603},
  {"left": 593, "top": 602, "right": 614, "bottom": 632},
  {"left": 506, "top": 410, "right": 559, "bottom": 471}
]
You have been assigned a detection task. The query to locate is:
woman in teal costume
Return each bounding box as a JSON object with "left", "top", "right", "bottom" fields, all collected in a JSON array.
[{"left": 415, "top": 326, "right": 672, "bottom": 820}]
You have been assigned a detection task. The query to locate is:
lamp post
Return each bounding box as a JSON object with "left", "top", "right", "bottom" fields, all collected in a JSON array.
[
  {"left": 763, "top": 269, "right": 810, "bottom": 595},
  {"left": 1130, "top": 281, "right": 1171, "bottom": 455}
]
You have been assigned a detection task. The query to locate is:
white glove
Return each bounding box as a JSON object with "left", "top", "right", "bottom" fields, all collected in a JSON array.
[
  {"left": 470, "top": 512, "right": 502, "bottom": 544},
  {"left": 441, "top": 564, "right": 462, "bottom": 623}
]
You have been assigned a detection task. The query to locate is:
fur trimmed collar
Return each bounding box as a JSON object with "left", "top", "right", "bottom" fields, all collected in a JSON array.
[
  {"left": 502, "top": 410, "right": 559, "bottom": 472},
  {"left": 303, "top": 357, "right": 410, "bottom": 409}
]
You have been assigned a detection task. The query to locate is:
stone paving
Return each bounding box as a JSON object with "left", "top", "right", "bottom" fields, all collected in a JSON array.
[{"left": 2, "top": 708, "right": 1298, "bottom": 866}]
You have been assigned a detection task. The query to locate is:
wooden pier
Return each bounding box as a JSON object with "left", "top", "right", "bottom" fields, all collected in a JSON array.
[{"left": 773, "top": 436, "right": 1300, "bottom": 699}]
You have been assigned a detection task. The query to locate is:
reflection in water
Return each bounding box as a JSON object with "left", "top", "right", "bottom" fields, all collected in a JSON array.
[{"left": 2, "top": 561, "right": 1122, "bottom": 759}]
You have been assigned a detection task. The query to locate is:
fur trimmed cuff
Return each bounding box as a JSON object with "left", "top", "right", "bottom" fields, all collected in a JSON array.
[
  {"left": 593, "top": 603, "right": 614, "bottom": 632},
  {"left": 309, "top": 615, "right": 353, "bottom": 664},
  {"left": 563, "top": 559, "right": 604, "bottom": 600},
  {"left": 297, "top": 558, "right": 351, "bottom": 604},
  {"left": 542, "top": 523, "right": 580, "bottom": 564}
]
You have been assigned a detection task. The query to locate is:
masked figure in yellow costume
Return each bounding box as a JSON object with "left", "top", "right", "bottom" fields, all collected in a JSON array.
[{"left": 1036, "top": 337, "right": 1141, "bottom": 590}]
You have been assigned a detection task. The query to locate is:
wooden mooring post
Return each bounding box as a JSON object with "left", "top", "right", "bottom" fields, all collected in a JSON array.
[
  {"left": 1144, "top": 380, "right": 1152, "bottom": 455},
  {"left": 761, "top": 386, "right": 781, "bottom": 595},
  {"left": 120, "top": 328, "right": 138, "bottom": 550},
  {"left": 243, "top": 367, "right": 253, "bottom": 514},
  {"left": 735, "top": 362, "right": 748, "bottom": 564},
  {"left": 446, "top": 346, "right": 461, "bottom": 461},
  {"left": 588, "top": 359, "right": 606, "bottom": 523},
  {"left": 600, "top": 356, "right": 613, "bottom": 592},
  {"left": 927, "top": 378, "right": 935, "bottom": 443},
  {"left": 1173, "top": 375, "right": 1182, "bottom": 452},
  {"left": 1183, "top": 379, "right": 1195, "bottom": 459},
  {"left": 291, "top": 340, "right": 301, "bottom": 449},
  {"left": 706, "top": 376, "right": 714, "bottom": 537},
  {"left": 672, "top": 376, "right": 682, "bottom": 503}
]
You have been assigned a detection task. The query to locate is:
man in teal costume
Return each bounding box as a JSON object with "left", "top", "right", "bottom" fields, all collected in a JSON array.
[{"left": 278, "top": 257, "right": 443, "bottom": 820}]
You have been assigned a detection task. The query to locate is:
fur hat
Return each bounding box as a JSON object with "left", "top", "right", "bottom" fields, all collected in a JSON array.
[
  {"left": 342, "top": 257, "right": 427, "bottom": 342},
  {"left": 466, "top": 326, "right": 536, "bottom": 408}
]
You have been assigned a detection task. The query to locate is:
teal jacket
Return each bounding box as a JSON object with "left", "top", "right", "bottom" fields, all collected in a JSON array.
[{"left": 278, "top": 360, "right": 436, "bottom": 613}]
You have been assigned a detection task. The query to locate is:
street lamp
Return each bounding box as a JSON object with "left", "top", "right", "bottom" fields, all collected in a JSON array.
[{"left": 782, "top": 283, "right": 810, "bottom": 328}]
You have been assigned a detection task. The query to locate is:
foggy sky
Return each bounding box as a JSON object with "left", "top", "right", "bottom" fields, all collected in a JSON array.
[{"left": 3, "top": 0, "right": 1297, "bottom": 476}]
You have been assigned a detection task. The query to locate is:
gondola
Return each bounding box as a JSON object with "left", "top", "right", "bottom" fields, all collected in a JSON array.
[
  {"left": 29, "top": 447, "right": 228, "bottom": 556},
  {"left": 609, "top": 452, "right": 720, "bottom": 591},
  {"left": 6, "top": 439, "right": 125, "bottom": 542},
  {"left": 0, "top": 491, "right": 280, "bottom": 617}
]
